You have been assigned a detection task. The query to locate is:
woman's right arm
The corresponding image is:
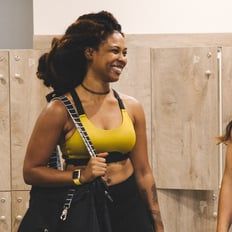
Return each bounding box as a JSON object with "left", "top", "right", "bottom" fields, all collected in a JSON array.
[
  {"left": 23, "top": 100, "right": 107, "bottom": 187},
  {"left": 217, "top": 143, "right": 232, "bottom": 231},
  {"left": 23, "top": 100, "right": 75, "bottom": 186}
]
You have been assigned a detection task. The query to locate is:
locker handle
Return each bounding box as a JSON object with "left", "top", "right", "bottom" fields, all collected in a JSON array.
[
  {"left": 205, "top": 70, "right": 212, "bottom": 77},
  {"left": 14, "top": 73, "right": 23, "bottom": 83},
  {"left": 199, "top": 200, "right": 207, "bottom": 213},
  {"left": 0, "top": 74, "right": 6, "bottom": 84},
  {"left": 16, "top": 215, "right": 23, "bottom": 221},
  {"left": 14, "top": 73, "right": 21, "bottom": 79},
  {"left": 0, "top": 215, "right": 6, "bottom": 221}
]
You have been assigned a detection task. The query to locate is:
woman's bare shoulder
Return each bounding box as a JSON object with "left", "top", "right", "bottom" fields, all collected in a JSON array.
[
  {"left": 37, "top": 99, "right": 68, "bottom": 126},
  {"left": 116, "top": 91, "right": 141, "bottom": 108},
  {"left": 115, "top": 91, "right": 145, "bottom": 123},
  {"left": 118, "top": 92, "right": 144, "bottom": 115}
]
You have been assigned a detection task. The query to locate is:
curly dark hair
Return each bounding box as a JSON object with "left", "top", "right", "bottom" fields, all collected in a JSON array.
[{"left": 37, "top": 11, "right": 123, "bottom": 95}]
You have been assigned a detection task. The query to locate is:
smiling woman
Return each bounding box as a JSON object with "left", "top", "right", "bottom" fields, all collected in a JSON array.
[
  {"left": 18, "top": 10, "right": 164, "bottom": 232},
  {"left": 83, "top": 30, "right": 127, "bottom": 84}
]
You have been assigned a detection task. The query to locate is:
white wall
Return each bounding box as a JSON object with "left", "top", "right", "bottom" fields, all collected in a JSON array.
[{"left": 33, "top": 0, "right": 232, "bottom": 35}]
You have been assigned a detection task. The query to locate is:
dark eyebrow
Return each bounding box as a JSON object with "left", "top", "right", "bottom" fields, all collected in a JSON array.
[{"left": 109, "top": 45, "right": 127, "bottom": 50}]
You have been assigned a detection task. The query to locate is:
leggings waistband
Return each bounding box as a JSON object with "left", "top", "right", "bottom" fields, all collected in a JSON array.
[{"left": 107, "top": 174, "right": 140, "bottom": 203}]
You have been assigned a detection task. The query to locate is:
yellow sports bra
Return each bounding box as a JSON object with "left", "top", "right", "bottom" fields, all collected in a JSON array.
[{"left": 60, "top": 90, "right": 136, "bottom": 159}]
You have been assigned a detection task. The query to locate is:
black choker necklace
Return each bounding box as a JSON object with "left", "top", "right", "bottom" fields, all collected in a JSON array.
[{"left": 81, "top": 83, "right": 110, "bottom": 95}]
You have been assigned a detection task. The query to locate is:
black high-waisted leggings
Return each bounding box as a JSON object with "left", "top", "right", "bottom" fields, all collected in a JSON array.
[{"left": 107, "top": 174, "right": 155, "bottom": 232}]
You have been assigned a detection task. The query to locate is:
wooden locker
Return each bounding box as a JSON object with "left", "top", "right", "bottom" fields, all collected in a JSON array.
[
  {"left": 11, "top": 191, "right": 29, "bottom": 232},
  {"left": 151, "top": 47, "right": 219, "bottom": 189},
  {"left": 10, "top": 50, "right": 48, "bottom": 190},
  {"left": 0, "top": 192, "right": 11, "bottom": 232},
  {"left": 112, "top": 46, "right": 152, "bottom": 163},
  {"left": 0, "top": 52, "right": 11, "bottom": 191},
  {"left": 157, "top": 189, "right": 218, "bottom": 232}
]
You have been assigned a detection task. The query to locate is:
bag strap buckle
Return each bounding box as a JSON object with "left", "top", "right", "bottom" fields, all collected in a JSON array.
[{"left": 60, "top": 207, "right": 68, "bottom": 221}]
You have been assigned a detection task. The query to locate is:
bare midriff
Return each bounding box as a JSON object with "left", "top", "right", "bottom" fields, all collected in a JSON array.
[{"left": 65, "top": 158, "right": 134, "bottom": 186}]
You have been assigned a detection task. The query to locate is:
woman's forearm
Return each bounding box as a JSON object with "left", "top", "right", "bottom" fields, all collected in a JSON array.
[
  {"left": 135, "top": 171, "right": 164, "bottom": 231},
  {"left": 23, "top": 166, "right": 73, "bottom": 187}
]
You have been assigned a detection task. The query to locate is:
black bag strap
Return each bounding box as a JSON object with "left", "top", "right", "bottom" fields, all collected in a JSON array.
[
  {"left": 56, "top": 94, "right": 97, "bottom": 157},
  {"left": 46, "top": 92, "right": 112, "bottom": 221}
]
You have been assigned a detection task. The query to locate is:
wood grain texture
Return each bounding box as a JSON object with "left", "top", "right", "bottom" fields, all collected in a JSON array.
[
  {"left": 151, "top": 47, "right": 219, "bottom": 189},
  {"left": 34, "top": 33, "right": 232, "bottom": 49},
  {"left": 10, "top": 50, "right": 48, "bottom": 190},
  {"left": 126, "top": 34, "right": 232, "bottom": 48},
  {"left": 0, "top": 52, "right": 11, "bottom": 191},
  {"left": 157, "top": 189, "right": 218, "bottom": 232}
]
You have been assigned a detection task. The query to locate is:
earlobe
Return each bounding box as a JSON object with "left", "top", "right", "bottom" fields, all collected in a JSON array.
[{"left": 85, "top": 48, "right": 94, "bottom": 60}]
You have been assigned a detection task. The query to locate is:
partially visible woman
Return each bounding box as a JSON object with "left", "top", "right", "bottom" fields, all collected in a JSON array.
[
  {"left": 217, "top": 121, "right": 232, "bottom": 232},
  {"left": 18, "top": 11, "right": 164, "bottom": 232}
]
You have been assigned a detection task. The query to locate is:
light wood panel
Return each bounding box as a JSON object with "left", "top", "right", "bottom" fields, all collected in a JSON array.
[
  {"left": 157, "top": 189, "right": 218, "bottom": 232},
  {"left": 11, "top": 191, "right": 29, "bottom": 232},
  {"left": 0, "top": 52, "right": 11, "bottom": 191},
  {"left": 151, "top": 47, "right": 219, "bottom": 189},
  {"left": 0, "top": 192, "right": 11, "bottom": 232},
  {"left": 126, "top": 34, "right": 232, "bottom": 48},
  {"left": 111, "top": 46, "right": 152, "bottom": 163},
  {"left": 34, "top": 33, "right": 232, "bottom": 50},
  {"left": 10, "top": 50, "right": 48, "bottom": 190}
]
